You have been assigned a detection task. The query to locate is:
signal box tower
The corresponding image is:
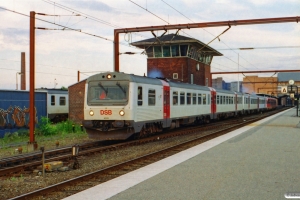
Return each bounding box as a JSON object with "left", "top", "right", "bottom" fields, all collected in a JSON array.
[{"left": 131, "top": 33, "right": 222, "bottom": 86}]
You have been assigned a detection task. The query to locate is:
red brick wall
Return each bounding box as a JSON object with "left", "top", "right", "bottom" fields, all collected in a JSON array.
[
  {"left": 147, "top": 57, "right": 211, "bottom": 86},
  {"left": 68, "top": 80, "right": 86, "bottom": 124}
]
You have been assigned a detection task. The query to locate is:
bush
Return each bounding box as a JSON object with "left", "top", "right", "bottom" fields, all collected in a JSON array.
[
  {"left": 36, "top": 117, "right": 84, "bottom": 136},
  {"left": 36, "top": 117, "right": 57, "bottom": 136}
]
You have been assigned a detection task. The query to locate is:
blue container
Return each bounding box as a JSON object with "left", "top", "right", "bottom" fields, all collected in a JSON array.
[{"left": 0, "top": 90, "right": 47, "bottom": 138}]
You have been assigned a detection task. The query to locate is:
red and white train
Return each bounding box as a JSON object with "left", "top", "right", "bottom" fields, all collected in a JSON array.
[{"left": 82, "top": 72, "right": 277, "bottom": 140}]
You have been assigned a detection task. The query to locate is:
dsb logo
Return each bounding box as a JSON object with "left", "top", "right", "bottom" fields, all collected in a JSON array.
[{"left": 100, "top": 110, "right": 112, "bottom": 115}]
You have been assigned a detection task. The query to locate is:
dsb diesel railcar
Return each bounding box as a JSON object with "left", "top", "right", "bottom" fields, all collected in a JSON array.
[{"left": 82, "top": 72, "right": 277, "bottom": 141}]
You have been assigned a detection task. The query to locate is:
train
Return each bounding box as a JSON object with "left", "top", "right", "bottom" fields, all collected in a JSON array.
[
  {"left": 82, "top": 72, "right": 278, "bottom": 141},
  {"left": 0, "top": 88, "right": 68, "bottom": 138}
]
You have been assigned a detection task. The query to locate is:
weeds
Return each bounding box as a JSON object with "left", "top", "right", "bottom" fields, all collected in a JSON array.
[
  {"left": 36, "top": 117, "right": 84, "bottom": 136},
  {"left": 8, "top": 174, "right": 24, "bottom": 182},
  {"left": 0, "top": 118, "right": 86, "bottom": 148}
]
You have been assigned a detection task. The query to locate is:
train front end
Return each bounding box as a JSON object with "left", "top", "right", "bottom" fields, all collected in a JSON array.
[{"left": 82, "top": 72, "right": 135, "bottom": 140}]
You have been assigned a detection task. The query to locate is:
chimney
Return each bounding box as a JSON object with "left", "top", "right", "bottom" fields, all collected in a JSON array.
[{"left": 21, "top": 52, "right": 26, "bottom": 90}]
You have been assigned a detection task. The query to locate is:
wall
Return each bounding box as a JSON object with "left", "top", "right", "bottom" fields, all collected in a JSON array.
[
  {"left": 68, "top": 80, "right": 86, "bottom": 124},
  {"left": 147, "top": 57, "right": 211, "bottom": 86},
  {"left": 242, "top": 76, "right": 278, "bottom": 95},
  {"left": 0, "top": 90, "right": 46, "bottom": 138}
]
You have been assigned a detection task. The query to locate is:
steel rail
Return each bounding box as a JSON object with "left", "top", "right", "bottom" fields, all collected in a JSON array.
[{"left": 9, "top": 108, "right": 287, "bottom": 200}]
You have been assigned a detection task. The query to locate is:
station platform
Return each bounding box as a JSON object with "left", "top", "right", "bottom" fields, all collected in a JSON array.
[{"left": 64, "top": 108, "right": 300, "bottom": 200}]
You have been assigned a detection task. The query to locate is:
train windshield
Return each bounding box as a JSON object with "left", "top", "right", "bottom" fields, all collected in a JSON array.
[{"left": 87, "top": 80, "right": 129, "bottom": 105}]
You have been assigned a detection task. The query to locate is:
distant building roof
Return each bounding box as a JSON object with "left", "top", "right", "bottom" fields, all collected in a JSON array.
[
  {"left": 278, "top": 72, "right": 300, "bottom": 81},
  {"left": 131, "top": 33, "right": 222, "bottom": 56}
]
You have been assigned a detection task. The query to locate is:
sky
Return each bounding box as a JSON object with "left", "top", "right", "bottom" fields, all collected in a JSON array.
[{"left": 0, "top": 0, "right": 299, "bottom": 90}]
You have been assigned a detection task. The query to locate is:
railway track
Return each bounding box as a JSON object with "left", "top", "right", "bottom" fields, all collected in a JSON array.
[
  {"left": 8, "top": 108, "right": 286, "bottom": 200},
  {"left": 0, "top": 110, "right": 264, "bottom": 177}
]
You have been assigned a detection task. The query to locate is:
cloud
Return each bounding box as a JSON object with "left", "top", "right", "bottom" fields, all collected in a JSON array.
[
  {"left": 63, "top": 0, "right": 113, "bottom": 12},
  {"left": 0, "top": 28, "right": 28, "bottom": 50}
]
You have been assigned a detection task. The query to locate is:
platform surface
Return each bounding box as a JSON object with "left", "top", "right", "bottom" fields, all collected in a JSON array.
[{"left": 64, "top": 108, "right": 300, "bottom": 200}]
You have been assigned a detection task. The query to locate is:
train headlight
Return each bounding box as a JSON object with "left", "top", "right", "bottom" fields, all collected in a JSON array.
[
  {"left": 119, "top": 110, "right": 125, "bottom": 116},
  {"left": 107, "top": 74, "right": 112, "bottom": 79},
  {"left": 89, "top": 110, "right": 94, "bottom": 116}
]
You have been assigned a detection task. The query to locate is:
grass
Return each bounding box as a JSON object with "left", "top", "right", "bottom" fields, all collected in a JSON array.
[{"left": 0, "top": 118, "right": 92, "bottom": 158}]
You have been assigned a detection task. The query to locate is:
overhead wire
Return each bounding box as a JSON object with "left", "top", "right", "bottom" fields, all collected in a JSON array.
[
  {"left": 0, "top": 5, "right": 146, "bottom": 78},
  {"left": 42, "top": 0, "right": 149, "bottom": 41},
  {"left": 160, "top": 0, "right": 258, "bottom": 71},
  {"left": 128, "top": 0, "right": 195, "bottom": 39},
  {"left": 0, "top": 67, "right": 76, "bottom": 77},
  {"left": 0, "top": 6, "right": 113, "bottom": 41},
  {"left": 129, "top": 0, "right": 169, "bottom": 24},
  {"left": 128, "top": 0, "right": 254, "bottom": 72},
  {"left": 218, "top": 46, "right": 300, "bottom": 50},
  {"left": 0, "top": 58, "right": 79, "bottom": 71}
]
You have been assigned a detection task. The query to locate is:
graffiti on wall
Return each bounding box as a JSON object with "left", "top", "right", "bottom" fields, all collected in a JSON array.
[{"left": 0, "top": 106, "right": 38, "bottom": 129}]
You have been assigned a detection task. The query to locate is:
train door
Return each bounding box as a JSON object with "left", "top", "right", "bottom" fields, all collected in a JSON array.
[
  {"left": 160, "top": 80, "right": 171, "bottom": 127},
  {"left": 234, "top": 93, "right": 237, "bottom": 115},
  {"left": 248, "top": 96, "right": 250, "bottom": 110},
  {"left": 208, "top": 87, "right": 216, "bottom": 119}
]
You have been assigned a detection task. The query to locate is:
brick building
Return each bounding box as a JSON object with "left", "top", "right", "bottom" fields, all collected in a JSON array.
[
  {"left": 131, "top": 34, "right": 222, "bottom": 86},
  {"left": 242, "top": 76, "right": 278, "bottom": 95},
  {"left": 68, "top": 80, "right": 86, "bottom": 124}
]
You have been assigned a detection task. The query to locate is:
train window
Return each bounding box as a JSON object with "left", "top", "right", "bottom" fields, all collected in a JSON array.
[
  {"left": 59, "top": 97, "right": 66, "bottom": 106},
  {"left": 148, "top": 89, "right": 156, "bottom": 105},
  {"left": 187, "top": 93, "right": 191, "bottom": 105},
  {"left": 226, "top": 96, "right": 229, "bottom": 104},
  {"left": 138, "top": 86, "right": 143, "bottom": 106},
  {"left": 51, "top": 95, "right": 55, "bottom": 106},
  {"left": 217, "top": 95, "right": 220, "bottom": 104},
  {"left": 198, "top": 93, "right": 202, "bottom": 104},
  {"left": 87, "top": 80, "right": 129, "bottom": 106},
  {"left": 173, "top": 91, "right": 178, "bottom": 105},
  {"left": 180, "top": 92, "right": 185, "bottom": 105},
  {"left": 154, "top": 46, "right": 162, "bottom": 57},
  {"left": 163, "top": 46, "right": 171, "bottom": 57},
  {"left": 192, "top": 93, "right": 196, "bottom": 104},
  {"left": 208, "top": 94, "right": 210, "bottom": 105},
  {"left": 203, "top": 94, "right": 206, "bottom": 105}
]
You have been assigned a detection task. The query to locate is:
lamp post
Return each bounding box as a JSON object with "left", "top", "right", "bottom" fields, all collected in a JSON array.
[{"left": 289, "top": 80, "right": 298, "bottom": 117}]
